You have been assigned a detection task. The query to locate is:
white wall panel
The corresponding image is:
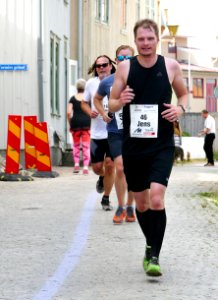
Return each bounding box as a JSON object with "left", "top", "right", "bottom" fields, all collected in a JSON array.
[
  {"left": 0, "top": 0, "right": 70, "bottom": 151},
  {"left": 0, "top": 0, "right": 40, "bottom": 149}
]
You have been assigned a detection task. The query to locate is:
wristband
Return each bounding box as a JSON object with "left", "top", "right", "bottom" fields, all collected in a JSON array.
[{"left": 178, "top": 104, "right": 186, "bottom": 113}]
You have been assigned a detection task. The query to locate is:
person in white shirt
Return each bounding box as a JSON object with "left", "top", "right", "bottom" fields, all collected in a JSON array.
[
  {"left": 200, "top": 109, "right": 216, "bottom": 166},
  {"left": 81, "top": 55, "right": 116, "bottom": 210},
  {"left": 93, "top": 45, "right": 136, "bottom": 224}
]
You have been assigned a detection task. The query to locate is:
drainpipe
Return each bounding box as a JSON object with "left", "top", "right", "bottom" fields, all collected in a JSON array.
[
  {"left": 38, "top": 0, "right": 44, "bottom": 121},
  {"left": 78, "top": 0, "right": 83, "bottom": 78}
]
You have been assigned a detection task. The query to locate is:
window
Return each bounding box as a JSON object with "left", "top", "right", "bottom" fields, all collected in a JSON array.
[
  {"left": 50, "top": 33, "right": 60, "bottom": 115},
  {"left": 193, "top": 78, "right": 204, "bottom": 98},
  {"left": 95, "top": 0, "right": 109, "bottom": 23},
  {"left": 168, "top": 42, "right": 177, "bottom": 54},
  {"left": 145, "top": 0, "right": 155, "bottom": 19},
  {"left": 50, "top": 37, "right": 54, "bottom": 113},
  {"left": 121, "top": 0, "right": 127, "bottom": 29},
  {"left": 136, "top": 0, "right": 140, "bottom": 20},
  {"left": 70, "top": 64, "right": 77, "bottom": 86},
  {"left": 183, "top": 77, "right": 188, "bottom": 89},
  {"left": 64, "top": 38, "right": 68, "bottom": 107}
]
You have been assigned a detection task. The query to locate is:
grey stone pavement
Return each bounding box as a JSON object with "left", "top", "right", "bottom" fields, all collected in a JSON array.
[{"left": 0, "top": 163, "right": 218, "bottom": 300}]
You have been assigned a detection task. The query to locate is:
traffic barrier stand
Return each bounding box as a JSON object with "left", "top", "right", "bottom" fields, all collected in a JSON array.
[
  {"left": 0, "top": 115, "right": 33, "bottom": 181},
  {"left": 23, "top": 116, "right": 37, "bottom": 170},
  {"left": 32, "top": 122, "right": 59, "bottom": 178}
]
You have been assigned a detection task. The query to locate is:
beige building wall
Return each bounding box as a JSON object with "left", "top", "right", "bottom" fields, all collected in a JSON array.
[
  {"left": 70, "top": 0, "right": 78, "bottom": 60},
  {"left": 70, "top": 0, "right": 160, "bottom": 79}
]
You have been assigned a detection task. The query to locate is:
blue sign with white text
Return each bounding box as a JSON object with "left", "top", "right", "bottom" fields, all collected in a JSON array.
[{"left": 0, "top": 64, "right": 28, "bottom": 71}]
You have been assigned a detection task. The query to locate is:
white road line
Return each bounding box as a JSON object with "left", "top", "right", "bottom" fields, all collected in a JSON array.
[{"left": 32, "top": 190, "right": 98, "bottom": 300}]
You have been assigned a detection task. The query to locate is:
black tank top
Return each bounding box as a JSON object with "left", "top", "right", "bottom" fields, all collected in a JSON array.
[{"left": 123, "top": 55, "right": 174, "bottom": 157}]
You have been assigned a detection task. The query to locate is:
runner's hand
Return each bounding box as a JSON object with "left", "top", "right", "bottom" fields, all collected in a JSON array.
[
  {"left": 90, "top": 110, "right": 99, "bottom": 118},
  {"left": 161, "top": 103, "right": 183, "bottom": 122},
  {"left": 119, "top": 85, "right": 135, "bottom": 106},
  {"left": 102, "top": 113, "right": 112, "bottom": 123}
]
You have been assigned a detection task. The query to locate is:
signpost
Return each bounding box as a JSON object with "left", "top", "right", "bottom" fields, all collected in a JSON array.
[{"left": 0, "top": 64, "right": 28, "bottom": 71}]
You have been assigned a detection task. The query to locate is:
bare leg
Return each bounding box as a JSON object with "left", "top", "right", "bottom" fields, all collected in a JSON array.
[
  {"left": 103, "top": 157, "right": 115, "bottom": 197},
  {"left": 114, "top": 155, "right": 126, "bottom": 207},
  {"left": 126, "top": 191, "right": 134, "bottom": 206},
  {"left": 92, "top": 161, "right": 104, "bottom": 176}
]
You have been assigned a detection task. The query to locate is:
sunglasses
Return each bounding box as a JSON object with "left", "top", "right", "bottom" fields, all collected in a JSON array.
[
  {"left": 117, "top": 55, "right": 133, "bottom": 61},
  {"left": 95, "top": 63, "right": 109, "bottom": 68}
]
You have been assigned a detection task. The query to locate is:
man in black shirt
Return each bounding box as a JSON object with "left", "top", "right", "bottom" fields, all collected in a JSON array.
[{"left": 109, "top": 19, "right": 188, "bottom": 276}]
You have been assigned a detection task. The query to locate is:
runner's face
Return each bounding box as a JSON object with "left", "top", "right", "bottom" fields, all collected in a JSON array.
[
  {"left": 95, "top": 57, "right": 112, "bottom": 80},
  {"left": 134, "top": 26, "right": 158, "bottom": 57}
]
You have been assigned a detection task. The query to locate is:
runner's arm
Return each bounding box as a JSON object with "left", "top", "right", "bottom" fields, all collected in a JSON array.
[
  {"left": 67, "top": 103, "right": 73, "bottom": 124},
  {"left": 109, "top": 62, "right": 134, "bottom": 112},
  {"left": 94, "top": 93, "right": 111, "bottom": 123},
  {"left": 162, "top": 60, "right": 188, "bottom": 122},
  {"left": 81, "top": 100, "right": 98, "bottom": 118},
  {"left": 173, "top": 62, "right": 188, "bottom": 111}
]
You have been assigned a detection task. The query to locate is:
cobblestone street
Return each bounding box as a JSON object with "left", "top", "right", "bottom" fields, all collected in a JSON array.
[{"left": 0, "top": 164, "right": 218, "bottom": 300}]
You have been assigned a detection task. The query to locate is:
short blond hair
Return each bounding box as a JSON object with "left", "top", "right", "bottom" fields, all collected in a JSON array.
[
  {"left": 115, "top": 45, "right": 135, "bottom": 57},
  {"left": 76, "top": 78, "right": 86, "bottom": 92}
]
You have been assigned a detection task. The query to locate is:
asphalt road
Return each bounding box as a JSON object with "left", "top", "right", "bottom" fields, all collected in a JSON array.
[{"left": 0, "top": 164, "right": 218, "bottom": 300}]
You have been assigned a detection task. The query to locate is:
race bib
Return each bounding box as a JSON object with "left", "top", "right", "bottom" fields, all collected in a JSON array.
[
  {"left": 130, "top": 104, "right": 158, "bottom": 138},
  {"left": 103, "top": 96, "right": 109, "bottom": 112},
  {"left": 97, "top": 95, "right": 108, "bottom": 120},
  {"left": 115, "top": 108, "right": 123, "bottom": 130}
]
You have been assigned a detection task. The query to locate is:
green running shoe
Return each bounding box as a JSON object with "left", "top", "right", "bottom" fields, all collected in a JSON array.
[
  {"left": 146, "top": 256, "right": 162, "bottom": 277},
  {"left": 143, "top": 245, "right": 151, "bottom": 272}
]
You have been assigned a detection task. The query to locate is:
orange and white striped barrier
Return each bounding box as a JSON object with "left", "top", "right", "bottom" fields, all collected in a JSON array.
[
  {"left": 1, "top": 116, "right": 58, "bottom": 181},
  {"left": 23, "top": 116, "right": 37, "bottom": 169},
  {"left": 34, "top": 122, "right": 52, "bottom": 172},
  {"left": 5, "top": 115, "right": 22, "bottom": 174}
]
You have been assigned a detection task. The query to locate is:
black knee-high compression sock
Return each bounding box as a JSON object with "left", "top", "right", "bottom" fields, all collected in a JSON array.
[
  {"left": 135, "top": 209, "right": 152, "bottom": 246},
  {"left": 149, "top": 209, "right": 167, "bottom": 258}
]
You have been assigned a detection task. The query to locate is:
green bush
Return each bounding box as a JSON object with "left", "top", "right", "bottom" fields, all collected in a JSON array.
[
  {"left": 182, "top": 131, "right": 191, "bottom": 137},
  {"left": 199, "top": 192, "right": 218, "bottom": 206},
  {"left": 214, "top": 152, "right": 218, "bottom": 161}
]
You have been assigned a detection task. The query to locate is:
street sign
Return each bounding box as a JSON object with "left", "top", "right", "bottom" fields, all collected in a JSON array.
[
  {"left": 214, "top": 86, "right": 218, "bottom": 98},
  {"left": 0, "top": 64, "right": 28, "bottom": 71}
]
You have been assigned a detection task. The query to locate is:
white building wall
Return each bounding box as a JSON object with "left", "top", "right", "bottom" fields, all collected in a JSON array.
[
  {"left": 42, "top": 0, "right": 70, "bottom": 149},
  {"left": 0, "top": 0, "right": 40, "bottom": 149},
  {"left": 0, "top": 0, "right": 71, "bottom": 165}
]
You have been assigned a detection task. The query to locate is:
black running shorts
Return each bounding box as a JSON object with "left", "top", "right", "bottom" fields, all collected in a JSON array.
[
  {"left": 123, "top": 147, "right": 175, "bottom": 192},
  {"left": 108, "top": 132, "right": 123, "bottom": 159},
  {"left": 90, "top": 138, "right": 112, "bottom": 163}
]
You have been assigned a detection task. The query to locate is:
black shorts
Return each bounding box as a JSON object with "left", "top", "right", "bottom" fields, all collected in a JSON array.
[
  {"left": 123, "top": 147, "right": 175, "bottom": 192},
  {"left": 91, "top": 139, "right": 112, "bottom": 163},
  {"left": 108, "top": 132, "right": 123, "bottom": 159}
]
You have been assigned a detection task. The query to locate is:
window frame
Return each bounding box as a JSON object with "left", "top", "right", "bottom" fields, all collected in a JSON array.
[
  {"left": 192, "top": 78, "right": 204, "bottom": 98},
  {"left": 50, "top": 32, "right": 60, "bottom": 116},
  {"left": 136, "top": 0, "right": 140, "bottom": 20},
  {"left": 145, "top": 0, "right": 155, "bottom": 19},
  {"left": 121, "top": 0, "right": 127, "bottom": 29},
  {"left": 183, "top": 77, "right": 189, "bottom": 89},
  {"left": 95, "top": 0, "right": 109, "bottom": 24}
]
